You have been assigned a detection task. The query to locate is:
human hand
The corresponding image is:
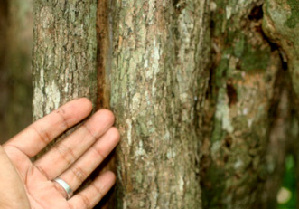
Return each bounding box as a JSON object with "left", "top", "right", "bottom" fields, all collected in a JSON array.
[{"left": 0, "top": 98, "right": 119, "bottom": 209}]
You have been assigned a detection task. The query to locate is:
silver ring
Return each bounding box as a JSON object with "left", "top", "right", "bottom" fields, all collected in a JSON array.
[{"left": 53, "top": 177, "right": 73, "bottom": 199}]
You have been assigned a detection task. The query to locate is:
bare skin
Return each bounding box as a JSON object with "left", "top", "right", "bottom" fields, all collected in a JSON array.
[{"left": 0, "top": 98, "right": 120, "bottom": 209}]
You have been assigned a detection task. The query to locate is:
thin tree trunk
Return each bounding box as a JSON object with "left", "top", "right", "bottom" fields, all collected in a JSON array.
[{"left": 110, "top": 0, "right": 210, "bottom": 208}]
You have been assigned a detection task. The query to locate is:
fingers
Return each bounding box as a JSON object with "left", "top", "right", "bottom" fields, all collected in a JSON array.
[
  {"left": 4, "top": 98, "right": 93, "bottom": 157},
  {"left": 34, "top": 109, "right": 115, "bottom": 179},
  {"left": 57, "top": 128, "right": 119, "bottom": 192},
  {"left": 68, "top": 171, "right": 116, "bottom": 209}
]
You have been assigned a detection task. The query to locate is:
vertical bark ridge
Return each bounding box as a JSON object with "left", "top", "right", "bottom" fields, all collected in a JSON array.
[{"left": 110, "top": 0, "right": 209, "bottom": 208}]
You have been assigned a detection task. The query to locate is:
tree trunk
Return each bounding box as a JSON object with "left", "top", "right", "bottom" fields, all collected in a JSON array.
[
  {"left": 32, "top": 0, "right": 298, "bottom": 208},
  {"left": 110, "top": 0, "right": 210, "bottom": 208},
  {"left": 33, "top": 0, "right": 98, "bottom": 119},
  {"left": 201, "top": 0, "right": 285, "bottom": 208}
]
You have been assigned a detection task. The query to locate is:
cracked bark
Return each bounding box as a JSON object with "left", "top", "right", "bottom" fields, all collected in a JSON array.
[
  {"left": 31, "top": 0, "right": 299, "bottom": 208},
  {"left": 33, "top": 0, "right": 98, "bottom": 121},
  {"left": 33, "top": 0, "right": 210, "bottom": 208},
  {"left": 110, "top": 0, "right": 210, "bottom": 208}
]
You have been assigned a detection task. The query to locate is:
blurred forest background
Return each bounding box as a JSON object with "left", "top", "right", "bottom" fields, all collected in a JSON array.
[
  {"left": 0, "top": 0, "right": 33, "bottom": 143},
  {"left": 0, "top": 0, "right": 297, "bottom": 208}
]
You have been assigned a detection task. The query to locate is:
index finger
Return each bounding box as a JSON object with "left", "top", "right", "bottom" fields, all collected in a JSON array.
[{"left": 4, "top": 98, "right": 93, "bottom": 157}]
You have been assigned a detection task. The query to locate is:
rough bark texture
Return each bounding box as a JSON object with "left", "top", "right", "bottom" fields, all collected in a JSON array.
[
  {"left": 110, "top": 0, "right": 210, "bottom": 208},
  {"left": 31, "top": 0, "right": 298, "bottom": 208},
  {"left": 201, "top": 0, "right": 284, "bottom": 208},
  {"left": 33, "top": 0, "right": 98, "bottom": 121},
  {"left": 0, "top": 0, "right": 33, "bottom": 143}
]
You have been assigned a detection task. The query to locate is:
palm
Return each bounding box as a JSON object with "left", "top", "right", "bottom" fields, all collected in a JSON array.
[
  {"left": 3, "top": 99, "right": 119, "bottom": 209},
  {"left": 5, "top": 147, "right": 70, "bottom": 208}
]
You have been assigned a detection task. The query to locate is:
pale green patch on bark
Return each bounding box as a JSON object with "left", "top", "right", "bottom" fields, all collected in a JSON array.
[
  {"left": 110, "top": 0, "right": 210, "bottom": 208},
  {"left": 202, "top": 0, "right": 281, "bottom": 208},
  {"left": 33, "top": 0, "right": 98, "bottom": 120},
  {"left": 32, "top": 0, "right": 99, "bottom": 192}
]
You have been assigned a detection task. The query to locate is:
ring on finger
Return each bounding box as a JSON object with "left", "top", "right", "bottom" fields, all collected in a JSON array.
[{"left": 53, "top": 177, "right": 73, "bottom": 199}]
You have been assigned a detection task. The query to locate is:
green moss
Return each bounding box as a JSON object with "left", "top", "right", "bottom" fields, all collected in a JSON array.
[
  {"left": 285, "top": 0, "right": 299, "bottom": 28},
  {"left": 240, "top": 46, "right": 270, "bottom": 71},
  {"left": 201, "top": 164, "right": 226, "bottom": 208},
  {"left": 210, "top": 118, "right": 223, "bottom": 143},
  {"left": 234, "top": 34, "right": 247, "bottom": 58}
]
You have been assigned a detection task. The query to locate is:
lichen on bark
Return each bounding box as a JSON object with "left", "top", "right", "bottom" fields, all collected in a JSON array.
[
  {"left": 110, "top": 0, "right": 210, "bottom": 208},
  {"left": 32, "top": 0, "right": 99, "bottom": 198},
  {"left": 201, "top": 0, "right": 282, "bottom": 208},
  {"left": 33, "top": 0, "right": 98, "bottom": 120}
]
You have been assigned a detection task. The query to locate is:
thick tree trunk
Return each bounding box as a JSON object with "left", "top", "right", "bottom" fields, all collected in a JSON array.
[
  {"left": 201, "top": 0, "right": 284, "bottom": 208},
  {"left": 110, "top": 0, "right": 210, "bottom": 208},
  {"left": 32, "top": 0, "right": 298, "bottom": 208}
]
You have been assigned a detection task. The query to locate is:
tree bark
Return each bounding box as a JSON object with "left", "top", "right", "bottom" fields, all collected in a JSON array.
[
  {"left": 110, "top": 0, "right": 210, "bottom": 208},
  {"left": 201, "top": 0, "right": 284, "bottom": 208},
  {"left": 33, "top": 0, "right": 98, "bottom": 120},
  {"left": 32, "top": 0, "right": 298, "bottom": 208}
]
